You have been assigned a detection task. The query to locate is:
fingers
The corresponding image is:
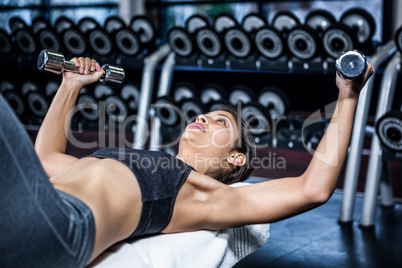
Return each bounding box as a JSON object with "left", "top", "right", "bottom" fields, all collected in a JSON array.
[{"left": 70, "top": 56, "right": 102, "bottom": 74}]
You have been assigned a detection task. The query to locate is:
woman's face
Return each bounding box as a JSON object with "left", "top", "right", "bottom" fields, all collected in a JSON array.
[{"left": 179, "top": 110, "right": 239, "bottom": 167}]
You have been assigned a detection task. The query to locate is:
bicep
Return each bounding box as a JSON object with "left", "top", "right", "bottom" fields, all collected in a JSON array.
[
  {"left": 207, "top": 176, "right": 320, "bottom": 229},
  {"left": 37, "top": 152, "right": 78, "bottom": 178}
]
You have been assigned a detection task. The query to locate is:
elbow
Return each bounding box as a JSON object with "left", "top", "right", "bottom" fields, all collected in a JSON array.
[{"left": 302, "top": 181, "right": 333, "bottom": 206}]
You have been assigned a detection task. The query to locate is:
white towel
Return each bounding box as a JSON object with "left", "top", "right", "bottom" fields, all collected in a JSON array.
[{"left": 89, "top": 183, "right": 270, "bottom": 268}]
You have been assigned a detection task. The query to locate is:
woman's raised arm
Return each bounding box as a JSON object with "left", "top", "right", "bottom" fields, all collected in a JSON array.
[
  {"left": 204, "top": 64, "right": 375, "bottom": 230},
  {"left": 35, "top": 57, "right": 104, "bottom": 177}
]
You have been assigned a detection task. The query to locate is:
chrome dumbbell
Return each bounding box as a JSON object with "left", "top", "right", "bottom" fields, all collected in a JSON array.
[
  {"left": 37, "top": 49, "right": 125, "bottom": 87},
  {"left": 335, "top": 50, "right": 367, "bottom": 80}
]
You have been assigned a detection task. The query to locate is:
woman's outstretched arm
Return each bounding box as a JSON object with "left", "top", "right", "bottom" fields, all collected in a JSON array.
[
  {"left": 35, "top": 57, "right": 104, "bottom": 177},
  {"left": 204, "top": 65, "right": 375, "bottom": 230}
]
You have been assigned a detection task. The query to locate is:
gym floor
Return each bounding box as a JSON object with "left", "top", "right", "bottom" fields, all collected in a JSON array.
[{"left": 233, "top": 183, "right": 402, "bottom": 268}]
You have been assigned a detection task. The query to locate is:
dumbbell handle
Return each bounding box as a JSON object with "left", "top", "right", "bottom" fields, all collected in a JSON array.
[{"left": 37, "top": 49, "right": 125, "bottom": 88}]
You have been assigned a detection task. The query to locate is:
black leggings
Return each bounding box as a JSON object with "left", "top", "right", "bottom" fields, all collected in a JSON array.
[{"left": 0, "top": 94, "right": 95, "bottom": 268}]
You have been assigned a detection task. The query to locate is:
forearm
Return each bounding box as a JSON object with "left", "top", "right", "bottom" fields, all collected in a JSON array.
[
  {"left": 302, "top": 91, "right": 359, "bottom": 200},
  {"left": 35, "top": 81, "right": 81, "bottom": 157}
]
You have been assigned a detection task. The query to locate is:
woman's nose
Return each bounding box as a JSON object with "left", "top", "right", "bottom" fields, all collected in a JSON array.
[{"left": 196, "top": 114, "right": 207, "bottom": 123}]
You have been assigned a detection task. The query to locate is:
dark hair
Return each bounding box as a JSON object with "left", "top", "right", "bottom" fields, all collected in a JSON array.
[{"left": 213, "top": 105, "right": 256, "bottom": 184}]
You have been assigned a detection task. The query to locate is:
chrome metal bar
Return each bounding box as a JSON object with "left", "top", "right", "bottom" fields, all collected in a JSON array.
[
  {"left": 359, "top": 52, "right": 401, "bottom": 227},
  {"left": 132, "top": 44, "right": 171, "bottom": 149},
  {"left": 149, "top": 52, "right": 176, "bottom": 152},
  {"left": 339, "top": 41, "right": 397, "bottom": 223}
]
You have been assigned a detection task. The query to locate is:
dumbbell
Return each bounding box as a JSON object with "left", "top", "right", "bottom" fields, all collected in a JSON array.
[
  {"left": 105, "top": 16, "right": 141, "bottom": 57},
  {"left": 129, "top": 15, "right": 156, "bottom": 48},
  {"left": 1, "top": 80, "right": 25, "bottom": 117},
  {"left": 78, "top": 17, "right": 113, "bottom": 56},
  {"left": 229, "top": 84, "right": 256, "bottom": 105},
  {"left": 305, "top": 10, "right": 336, "bottom": 37},
  {"left": 335, "top": 50, "right": 367, "bottom": 80},
  {"left": 37, "top": 49, "right": 125, "bottom": 88},
  {"left": 340, "top": 8, "right": 376, "bottom": 46},
  {"left": 55, "top": 17, "right": 88, "bottom": 55},
  {"left": 286, "top": 25, "right": 321, "bottom": 60},
  {"left": 376, "top": 111, "right": 402, "bottom": 152},
  {"left": 258, "top": 86, "right": 289, "bottom": 120},
  {"left": 0, "top": 29, "right": 14, "bottom": 55},
  {"left": 272, "top": 11, "right": 300, "bottom": 35},
  {"left": 9, "top": 17, "right": 38, "bottom": 55},
  {"left": 32, "top": 17, "right": 61, "bottom": 52}
]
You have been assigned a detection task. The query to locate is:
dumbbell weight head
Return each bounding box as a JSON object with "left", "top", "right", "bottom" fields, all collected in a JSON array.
[
  {"left": 37, "top": 49, "right": 125, "bottom": 87},
  {"left": 395, "top": 25, "right": 402, "bottom": 53},
  {"left": 224, "top": 26, "right": 253, "bottom": 58},
  {"left": 173, "top": 82, "right": 197, "bottom": 103},
  {"left": 340, "top": 8, "right": 375, "bottom": 45},
  {"left": 154, "top": 96, "right": 181, "bottom": 127},
  {"left": 130, "top": 16, "right": 156, "bottom": 46},
  {"left": 305, "top": 10, "right": 336, "bottom": 34},
  {"left": 213, "top": 14, "right": 238, "bottom": 34},
  {"left": 12, "top": 24, "right": 38, "bottom": 55},
  {"left": 61, "top": 27, "right": 88, "bottom": 55},
  {"left": 229, "top": 84, "right": 255, "bottom": 105},
  {"left": 77, "top": 88, "right": 99, "bottom": 122},
  {"left": 241, "top": 102, "right": 271, "bottom": 136},
  {"left": 180, "top": 98, "right": 207, "bottom": 125},
  {"left": 0, "top": 29, "right": 14, "bottom": 55},
  {"left": 186, "top": 14, "right": 209, "bottom": 35},
  {"left": 104, "top": 16, "right": 127, "bottom": 35},
  {"left": 9, "top": 17, "right": 27, "bottom": 33},
  {"left": 376, "top": 111, "right": 402, "bottom": 152},
  {"left": 1, "top": 80, "right": 25, "bottom": 116},
  {"left": 335, "top": 50, "right": 367, "bottom": 80},
  {"left": 168, "top": 27, "right": 195, "bottom": 57},
  {"left": 32, "top": 17, "right": 61, "bottom": 52},
  {"left": 258, "top": 86, "right": 289, "bottom": 120},
  {"left": 241, "top": 13, "right": 267, "bottom": 33},
  {"left": 272, "top": 11, "right": 300, "bottom": 33},
  {"left": 200, "top": 83, "right": 226, "bottom": 105},
  {"left": 254, "top": 26, "right": 285, "bottom": 59},
  {"left": 287, "top": 25, "right": 320, "bottom": 60},
  {"left": 322, "top": 24, "right": 357, "bottom": 59},
  {"left": 120, "top": 82, "right": 140, "bottom": 112},
  {"left": 195, "top": 27, "right": 223, "bottom": 58}
]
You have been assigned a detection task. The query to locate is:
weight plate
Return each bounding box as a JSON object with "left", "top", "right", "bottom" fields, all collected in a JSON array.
[
  {"left": 22, "top": 81, "right": 38, "bottom": 95},
  {"left": 27, "top": 92, "right": 48, "bottom": 117},
  {"left": 272, "top": 11, "right": 300, "bottom": 32},
  {"left": 322, "top": 25, "right": 356, "bottom": 59},
  {"left": 335, "top": 50, "right": 367, "bottom": 80},
  {"left": 168, "top": 27, "right": 194, "bottom": 57},
  {"left": 77, "top": 94, "right": 99, "bottom": 121},
  {"left": 32, "top": 17, "right": 50, "bottom": 35},
  {"left": 186, "top": 14, "right": 209, "bottom": 34},
  {"left": 181, "top": 99, "right": 205, "bottom": 124},
  {"left": 195, "top": 27, "right": 222, "bottom": 58},
  {"left": 154, "top": 96, "right": 180, "bottom": 127},
  {"left": 130, "top": 16, "right": 155, "bottom": 45},
  {"left": 200, "top": 83, "right": 226, "bottom": 104},
  {"left": 173, "top": 82, "right": 196, "bottom": 103},
  {"left": 287, "top": 26, "right": 318, "bottom": 60},
  {"left": 55, "top": 17, "right": 75, "bottom": 35},
  {"left": 77, "top": 17, "right": 100, "bottom": 34},
  {"left": 121, "top": 83, "right": 140, "bottom": 111},
  {"left": 209, "top": 101, "right": 227, "bottom": 112},
  {"left": 224, "top": 27, "right": 252, "bottom": 58},
  {"left": 213, "top": 14, "right": 238, "bottom": 33},
  {"left": 4, "top": 91, "right": 25, "bottom": 115},
  {"left": 242, "top": 13, "right": 266, "bottom": 32},
  {"left": 395, "top": 25, "right": 402, "bottom": 53},
  {"left": 229, "top": 85, "right": 254, "bottom": 105},
  {"left": 105, "top": 96, "right": 128, "bottom": 121},
  {"left": 105, "top": 16, "right": 126, "bottom": 34},
  {"left": 14, "top": 29, "right": 37, "bottom": 55},
  {"left": 376, "top": 111, "right": 402, "bottom": 152},
  {"left": 340, "top": 8, "right": 375, "bottom": 44},
  {"left": 38, "top": 29, "right": 61, "bottom": 51},
  {"left": 254, "top": 26, "right": 284, "bottom": 59},
  {"left": 9, "top": 17, "right": 27, "bottom": 33},
  {"left": 45, "top": 81, "right": 59, "bottom": 97},
  {"left": 242, "top": 102, "right": 270, "bottom": 136},
  {"left": 94, "top": 84, "right": 113, "bottom": 99},
  {"left": 1, "top": 80, "right": 15, "bottom": 92},
  {"left": 63, "top": 28, "right": 87, "bottom": 55},
  {"left": 305, "top": 10, "right": 336, "bottom": 32},
  {"left": 0, "top": 29, "right": 13, "bottom": 55},
  {"left": 88, "top": 28, "right": 113, "bottom": 56},
  {"left": 115, "top": 28, "right": 141, "bottom": 56},
  {"left": 258, "top": 87, "right": 288, "bottom": 119}
]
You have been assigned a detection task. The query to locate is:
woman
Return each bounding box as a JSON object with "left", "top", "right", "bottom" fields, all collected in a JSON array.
[{"left": 0, "top": 56, "right": 373, "bottom": 267}]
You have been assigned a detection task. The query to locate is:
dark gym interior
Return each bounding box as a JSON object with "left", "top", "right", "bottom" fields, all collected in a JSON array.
[{"left": 1, "top": 0, "right": 401, "bottom": 267}]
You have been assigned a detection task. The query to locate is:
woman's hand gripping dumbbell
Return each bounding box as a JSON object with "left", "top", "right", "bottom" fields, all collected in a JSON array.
[{"left": 37, "top": 49, "right": 125, "bottom": 88}]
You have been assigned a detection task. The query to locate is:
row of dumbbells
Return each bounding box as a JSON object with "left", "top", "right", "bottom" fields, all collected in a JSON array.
[
  {"left": 0, "top": 15, "right": 156, "bottom": 63},
  {"left": 0, "top": 78, "right": 140, "bottom": 130},
  {"left": 168, "top": 8, "right": 377, "bottom": 65}
]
